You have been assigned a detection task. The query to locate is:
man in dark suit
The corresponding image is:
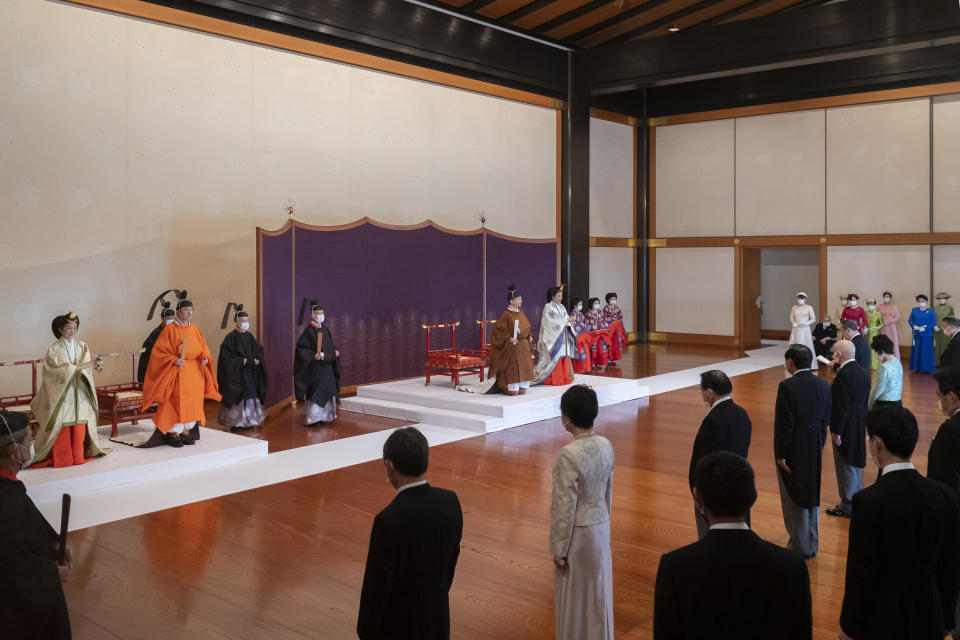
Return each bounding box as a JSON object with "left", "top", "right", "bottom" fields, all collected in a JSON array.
[
  {"left": 840, "top": 320, "right": 871, "bottom": 371},
  {"left": 826, "top": 340, "right": 871, "bottom": 518},
  {"left": 655, "top": 451, "right": 812, "bottom": 640},
  {"left": 775, "top": 344, "right": 832, "bottom": 558},
  {"left": 839, "top": 406, "right": 960, "bottom": 640},
  {"left": 941, "top": 317, "right": 960, "bottom": 369},
  {"left": 690, "top": 369, "right": 752, "bottom": 539},
  {"left": 358, "top": 427, "right": 463, "bottom": 640}
]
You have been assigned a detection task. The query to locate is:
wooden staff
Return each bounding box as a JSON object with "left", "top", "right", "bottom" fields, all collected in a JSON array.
[
  {"left": 179, "top": 338, "right": 188, "bottom": 359},
  {"left": 58, "top": 493, "right": 71, "bottom": 565},
  {"left": 316, "top": 329, "right": 324, "bottom": 358}
]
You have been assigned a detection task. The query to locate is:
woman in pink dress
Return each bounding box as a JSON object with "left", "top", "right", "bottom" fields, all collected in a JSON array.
[{"left": 877, "top": 291, "right": 901, "bottom": 359}]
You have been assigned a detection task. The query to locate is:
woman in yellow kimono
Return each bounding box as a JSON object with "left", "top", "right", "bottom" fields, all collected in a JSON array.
[
  {"left": 864, "top": 298, "right": 884, "bottom": 370},
  {"left": 30, "top": 312, "right": 107, "bottom": 467}
]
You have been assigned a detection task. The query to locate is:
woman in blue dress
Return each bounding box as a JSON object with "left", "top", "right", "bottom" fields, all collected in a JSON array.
[{"left": 908, "top": 294, "right": 937, "bottom": 373}]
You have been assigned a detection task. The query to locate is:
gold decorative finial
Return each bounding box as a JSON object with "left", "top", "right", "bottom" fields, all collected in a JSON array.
[{"left": 285, "top": 199, "right": 296, "bottom": 219}]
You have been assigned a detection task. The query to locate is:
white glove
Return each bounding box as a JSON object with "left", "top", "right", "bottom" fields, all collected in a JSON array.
[
  {"left": 934, "top": 326, "right": 941, "bottom": 332},
  {"left": 792, "top": 323, "right": 799, "bottom": 327}
]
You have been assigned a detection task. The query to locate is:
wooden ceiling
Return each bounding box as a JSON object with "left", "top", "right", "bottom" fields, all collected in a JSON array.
[{"left": 437, "top": 0, "right": 820, "bottom": 47}]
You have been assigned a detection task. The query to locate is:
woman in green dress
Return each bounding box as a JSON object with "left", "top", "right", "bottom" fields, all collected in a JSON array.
[{"left": 864, "top": 298, "right": 884, "bottom": 370}]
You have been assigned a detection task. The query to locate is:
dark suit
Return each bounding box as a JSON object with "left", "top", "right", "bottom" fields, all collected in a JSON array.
[
  {"left": 654, "top": 529, "right": 812, "bottom": 640},
  {"left": 358, "top": 483, "right": 463, "bottom": 640},
  {"left": 851, "top": 334, "right": 871, "bottom": 370},
  {"left": 941, "top": 334, "right": 960, "bottom": 369},
  {"left": 840, "top": 468, "right": 960, "bottom": 640},
  {"left": 928, "top": 411, "right": 960, "bottom": 500},
  {"left": 829, "top": 360, "right": 870, "bottom": 513},
  {"left": 774, "top": 370, "right": 831, "bottom": 557}
]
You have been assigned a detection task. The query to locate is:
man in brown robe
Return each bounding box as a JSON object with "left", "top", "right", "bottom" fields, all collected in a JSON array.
[{"left": 488, "top": 286, "right": 535, "bottom": 395}]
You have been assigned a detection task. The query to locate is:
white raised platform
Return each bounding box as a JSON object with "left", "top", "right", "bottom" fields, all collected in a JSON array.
[
  {"left": 340, "top": 374, "right": 650, "bottom": 432},
  {"left": 21, "top": 421, "right": 268, "bottom": 506}
]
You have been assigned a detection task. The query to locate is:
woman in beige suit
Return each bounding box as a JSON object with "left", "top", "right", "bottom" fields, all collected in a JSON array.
[{"left": 550, "top": 384, "right": 615, "bottom": 640}]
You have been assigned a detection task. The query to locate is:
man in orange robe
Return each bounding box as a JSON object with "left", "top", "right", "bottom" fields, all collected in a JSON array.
[{"left": 141, "top": 294, "right": 221, "bottom": 447}]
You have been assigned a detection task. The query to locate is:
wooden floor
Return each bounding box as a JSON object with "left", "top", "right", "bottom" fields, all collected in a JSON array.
[{"left": 62, "top": 343, "right": 944, "bottom": 639}]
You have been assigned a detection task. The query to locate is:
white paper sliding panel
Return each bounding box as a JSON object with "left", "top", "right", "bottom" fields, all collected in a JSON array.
[
  {"left": 826, "top": 98, "right": 930, "bottom": 234},
  {"left": 736, "top": 110, "right": 826, "bottom": 236},
  {"left": 655, "top": 120, "right": 735, "bottom": 237},
  {"left": 827, "top": 245, "right": 930, "bottom": 347},
  {"left": 934, "top": 94, "right": 960, "bottom": 232},
  {"left": 760, "top": 249, "right": 821, "bottom": 331},
  {"left": 590, "top": 118, "right": 634, "bottom": 238},
  {"left": 589, "top": 248, "right": 635, "bottom": 332},
  {"left": 933, "top": 246, "right": 960, "bottom": 304},
  {"left": 655, "top": 247, "right": 734, "bottom": 335}
]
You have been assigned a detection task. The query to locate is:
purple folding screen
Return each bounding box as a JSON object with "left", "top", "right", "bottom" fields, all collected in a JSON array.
[{"left": 257, "top": 220, "right": 558, "bottom": 409}]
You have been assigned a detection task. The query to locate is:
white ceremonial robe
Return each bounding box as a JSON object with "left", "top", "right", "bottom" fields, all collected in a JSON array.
[{"left": 789, "top": 304, "right": 818, "bottom": 369}]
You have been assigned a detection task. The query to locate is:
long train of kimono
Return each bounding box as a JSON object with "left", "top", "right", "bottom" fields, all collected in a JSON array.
[
  {"left": 532, "top": 301, "right": 579, "bottom": 386},
  {"left": 459, "top": 307, "right": 534, "bottom": 394}
]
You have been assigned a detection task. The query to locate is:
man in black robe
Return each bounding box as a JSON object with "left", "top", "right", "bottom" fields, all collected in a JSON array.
[
  {"left": 812, "top": 314, "right": 838, "bottom": 359},
  {"left": 217, "top": 306, "right": 267, "bottom": 430},
  {"left": 294, "top": 304, "right": 341, "bottom": 427},
  {"left": 826, "top": 340, "right": 870, "bottom": 519},
  {"left": 775, "top": 344, "right": 832, "bottom": 559},
  {"left": 0, "top": 410, "right": 72, "bottom": 640},
  {"left": 137, "top": 305, "right": 175, "bottom": 384}
]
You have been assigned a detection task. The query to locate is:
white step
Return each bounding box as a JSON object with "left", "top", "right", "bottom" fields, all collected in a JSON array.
[{"left": 340, "top": 396, "right": 502, "bottom": 433}]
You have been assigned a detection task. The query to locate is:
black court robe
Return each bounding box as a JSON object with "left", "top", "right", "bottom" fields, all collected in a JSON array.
[
  {"left": 216, "top": 330, "right": 268, "bottom": 408},
  {"left": 812, "top": 322, "right": 838, "bottom": 358},
  {"left": 941, "top": 334, "right": 960, "bottom": 369},
  {"left": 137, "top": 323, "right": 167, "bottom": 384},
  {"left": 928, "top": 411, "right": 960, "bottom": 500},
  {"left": 0, "top": 474, "right": 71, "bottom": 640},
  {"left": 774, "top": 370, "right": 832, "bottom": 509},
  {"left": 830, "top": 361, "right": 871, "bottom": 468},
  {"left": 293, "top": 324, "right": 341, "bottom": 407}
]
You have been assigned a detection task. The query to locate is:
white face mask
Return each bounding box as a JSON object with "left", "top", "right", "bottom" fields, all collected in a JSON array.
[
  {"left": 592, "top": 303, "right": 600, "bottom": 310},
  {"left": 823, "top": 321, "right": 831, "bottom": 327},
  {"left": 883, "top": 297, "right": 891, "bottom": 303},
  {"left": 920, "top": 302, "right": 928, "bottom": 308},
  {"left": 940, "top": 299, "right": 948, "bottom": 305},
  {"left": 609, "top": 299, "right": 617, "bottom": 306},
  {"left": 797, "top": 298, "right": 805, "bottom": 305},
  {"left": 848, "top": 300, "right": 857, "bottom": 307},
  {"left": 315, "top": 314, "right": 325, "bottom": 324},
  {"left": 576, "top": 304, "right": 582, "bottom": 311},
  {"left": 868, "top": 305, "right": 876, "bottom": 311},
  {"left": 239, "top": 321, "right": 250, "bottom": 331},
  {"left": 164, "top": 317, "right": 175, "bottom": 325}
]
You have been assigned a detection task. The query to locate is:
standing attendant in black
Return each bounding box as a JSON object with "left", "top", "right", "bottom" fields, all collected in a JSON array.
[
  {"left": 689, "top": 370, "right": 752, "bottom": 539},
  {"left": 655, "top": 451, "right": 812, "bottom": 640},
  {"left": 358, "top": 427, "right": 463, "bottom": 640},
  {"left": 774, "top": 344, "right": 832, "bottom": 558},
  {"left": 137, "top": 305, "right": 175, "bottom": 384},
  {"left": 826, "top": 340, "right": 871, "bottom": 518},
  {"left": 293, "top": 304, "right": 341, "bottom": 426},
  {"left": 841, "top": 320, "right": 871, "bottom": 371},
  {"left": 839, "top": 406, "right": 960, "bottom": 640},
  {"left": 941, "top": 316, "right": 960, "bottom": 369},
  {"left": 217, "top": 305, "right": 268, "bottom": 430},
  {"left": 0, "top": 411, "right": 72, "bottom": 640}
]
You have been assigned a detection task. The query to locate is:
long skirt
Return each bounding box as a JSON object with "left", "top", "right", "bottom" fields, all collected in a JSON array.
[
  {"left": 910, "top": 334, "right": 936, "bottom": 372},
  {"left": 554, "top": 521, "right": 614, "bottom": 640},
  {"left": 543, "top": 357, "right": 574, "bottom": 386},
  {"left": 218, "top": 398, "right": 265, "bottom": 428},
  {"left": 788, "top": 325, "right": 818, "bottom": 369}
]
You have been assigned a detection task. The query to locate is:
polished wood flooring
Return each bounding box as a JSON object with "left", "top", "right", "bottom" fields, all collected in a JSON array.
[{"left": 62, "top": 344, "right": 944, "bottom": 639}]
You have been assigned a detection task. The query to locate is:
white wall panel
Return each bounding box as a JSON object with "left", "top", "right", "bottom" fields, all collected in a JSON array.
[
  {"left": 826, "top": 99, "right": 930, "bottom": 234},
  {"left": 589, "top": 118, "right": 634, "bottom": 238},
  {"left": 934, "top": 94, "right": 960, "bottom": 232},
  {"left": 827, "top": 245, "right": 930, "bottom": 347},
  {"left": 589, "top": 248, "right": 634, "bottom": 332},
  {"left": 736, "top": 110, "right": 825, "bottom": 236},
  {"left": 655, "top": 247, "right": 734, "bottom": 335},
  {"left": 933, "top": 245, "right": 960, "bottom": 305},
  {"left": 656, "top": 120, "right": 735, "bottom": 237}
]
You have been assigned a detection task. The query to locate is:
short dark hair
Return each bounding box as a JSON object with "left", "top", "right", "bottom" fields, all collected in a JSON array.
[
  {"left": 694, "top": 451, "right": 757, "bottom": 518},
  {"left": 569, "top": 297, "right": 583, "bottom": 313},
  {"left": 560, "top": 384, "right": 599, "bottom": 429},
  {"left": 943, "top": 316, "right": 960, "bottom": 329},
  {"left": 587, "top": 297, "right": 600, "bottom": 310},
  {"left": 871, "top": 334, "right": 894, "bottom": 356},
  {"left": 383, "top": 427, "right": 429, "bottom": 476},
  {"left": 933, "top": 367, "right": 960, "bottom": 399},
  {"left": 841, "top": 320, "right": 859, "bottom": 332},
  {"left": 699, "top": 370, "right": 732, "bottom": 396},
  {"left": 784, "top": 343, "right": 812, "bottom": 369},
  {"left": 547, "top": 286, "right": 563, "bottom": 302},
  {"left": 605, "top": 292, "right": 617, "bottom": 302},
  {"left": 865, "top": 405, "right": 918, "bottom": 459}
]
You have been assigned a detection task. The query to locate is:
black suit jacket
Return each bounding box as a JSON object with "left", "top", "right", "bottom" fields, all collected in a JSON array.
[
  {"left": 774, "top": 370, "right": 832, "bottom": 508},
  {"left": 654, "top": 529, "right": 812, "bottom": 640},
  {"left": 840, "top": 469, "right": 960, "bottom": 639},
  {"left": 941, "top": 334, "right": 960, "bottom": 369},
  {"left": 928, "top": 411, "right": 960, "bottom": 499},
  {"left": 358, "top": 483, "right": 463, "bottom": 640},
  {"left": 851, "top": 334, "right": 871, "bottom": 370},
  {"left": 830, "top": 361, "right": 871, "bottom": 468},
  {"left": 688, "top": 399, "right": 752, "bottom": 490}
]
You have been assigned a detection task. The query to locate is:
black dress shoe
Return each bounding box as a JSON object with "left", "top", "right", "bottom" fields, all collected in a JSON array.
[
  {"left": 825, "top": 507, "right": 851, "bottom": 518},
  {"left": 164, "top": 433, "right": 183, "bottom": 448},
  {"left": 180, "top": 433, "right": 195, "bottom": 445}
]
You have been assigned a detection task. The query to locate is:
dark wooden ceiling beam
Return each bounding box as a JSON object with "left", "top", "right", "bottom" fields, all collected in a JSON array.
[
  {"left": 688, "top": 0, "right": 782, "bottom": 28},
  {"left": 500, "top": 0, "right": 556, "bottom": 24},
  {"left": 562, "top": 0, "right": 676, "bottom": 43},
  {"left": 531, "top": 0, "right": 609, "bottom": 35},
  {"left": 461, "top": 0, "right": 500, "bottom": 10},
  {"left": 596, "top": 0, "right": 727, "bottom": 45}
]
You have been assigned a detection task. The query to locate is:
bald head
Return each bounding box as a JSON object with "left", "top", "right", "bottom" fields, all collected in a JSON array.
[{"left": 833, "top": 339, "right": 855, "bottom": 364}]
